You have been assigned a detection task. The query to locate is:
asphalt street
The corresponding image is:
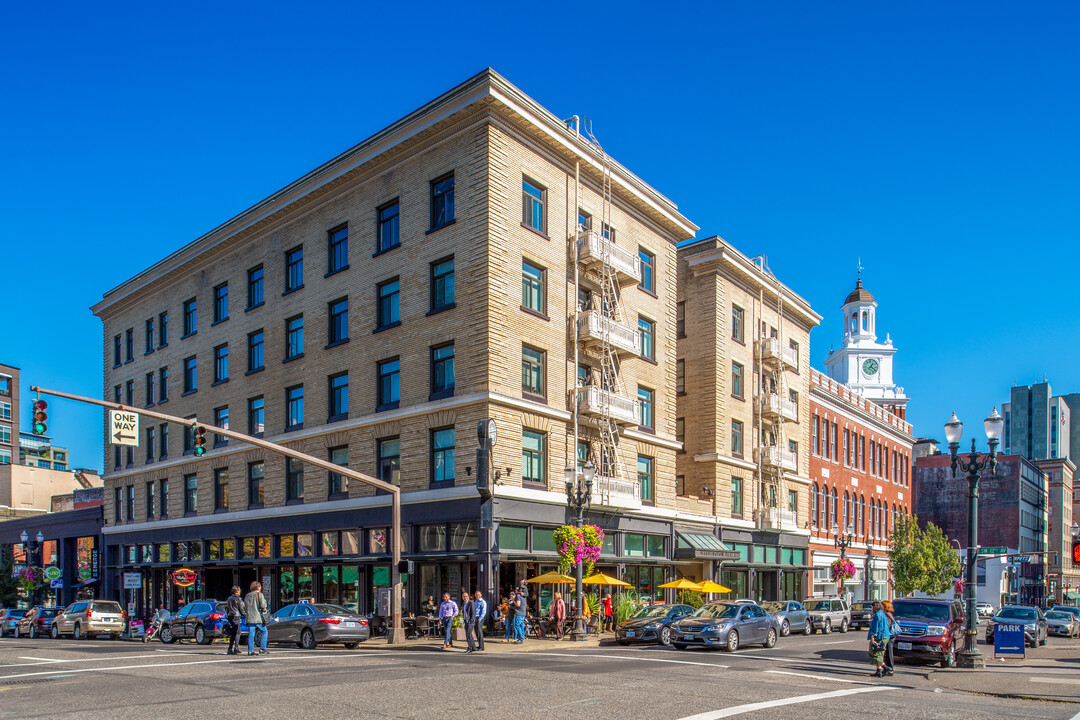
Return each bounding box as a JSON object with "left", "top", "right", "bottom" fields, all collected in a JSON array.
[{"left": 0, "top": 625, "right": 1075, "bottom": 719}]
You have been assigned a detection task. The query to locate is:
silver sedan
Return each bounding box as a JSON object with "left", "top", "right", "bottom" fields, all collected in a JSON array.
[
  {"left": 267, "top": 603, "right": 370, "bottom": 649},
  {"left": 670, "top": 601, "right": 780, "bottom": 652},
  {"left": 1045, "top": 610, "right": 1080, "bottom": 638}
]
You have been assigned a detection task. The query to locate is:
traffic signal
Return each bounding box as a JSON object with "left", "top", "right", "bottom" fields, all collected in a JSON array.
[
  {"left": 397, "top": 559, "right": 414, "bottom": 574},
  {"left": 31, "top": 399, "right": 48, "bottom": 435},
  {"left": 1073, "top": 541, "right": 1080, "bottom": 565},
  {"left": 193, "top": 426, "right": 207, "bottom": 456}
]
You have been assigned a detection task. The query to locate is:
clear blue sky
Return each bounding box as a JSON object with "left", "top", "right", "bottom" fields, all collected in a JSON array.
[{"left": 2, "top": 2, "right": 1078, "bottom": 471}]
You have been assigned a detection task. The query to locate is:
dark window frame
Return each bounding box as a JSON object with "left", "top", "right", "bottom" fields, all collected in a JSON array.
[
  {"left": 284, "top": 245, "right": 304, "bottom": 294},
  {"left": 285, "top": 385, "right": 304, "bottom": 431},
  {"left": 246, "top": 265, "right": 264, "bottom": 309},
  {"left": 429, "top": 172, "right": 455, "bottom": 231},
  {"left": 327, "top": 297, "right": 349, "bottom": 347},
  {"left": 429, "top": 342, "right": 455, "bottom": 401},
  {"left": 376, "top": 277, "right": 400, "bottom": 331},
  {"left": 377, "top": 357, "right": 400, "bottom": 411},
  {"left": 285, "top": 315, "right": 304, "bottom": 360},
  {"left": 521, "top": 176, "right": 547, "bottom": 236},
  {"left": 376, "top": 200, "right": 400, "bottom": 254},
  {"left": 429, "top": 256, "right": 455, "bottom": 313},
  {"left": 182, "top": 298, "right": 197, "bottom": 338},
  {"left": 212, "top": 282, "right": 229, "bottom": 324},
  {"left": 328, "top": 372, "right": 349, "bottom": 421},
  {"left": 327, "top": 224, "right": 349, "bottom": 276}
]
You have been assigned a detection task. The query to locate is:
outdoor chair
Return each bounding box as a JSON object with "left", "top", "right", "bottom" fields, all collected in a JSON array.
[{"left": 415, "top": 615, "right": 436, "bottom": 639}]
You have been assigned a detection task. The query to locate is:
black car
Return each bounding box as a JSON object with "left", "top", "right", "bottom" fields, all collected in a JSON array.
[
  {"left": 160, "top": 600, "right": 233, "bottom": 645},
  {"left": 14, "top": 607, "right": 60, "bottom": 639},
  {"left": 849, "top": 602, "right": 874, "bottom": 631},
  {"left": 615, "top": 603, "right": 695, "bottom": 646}
]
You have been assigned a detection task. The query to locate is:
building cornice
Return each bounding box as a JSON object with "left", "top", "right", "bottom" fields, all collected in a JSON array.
[{"left": 810, "top": 385, "right": 914, "bottom": 444}]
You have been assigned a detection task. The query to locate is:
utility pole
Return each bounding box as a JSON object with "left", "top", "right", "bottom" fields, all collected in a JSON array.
[{"left": 31, "top": 385, "right": 407, "bottom": 644}]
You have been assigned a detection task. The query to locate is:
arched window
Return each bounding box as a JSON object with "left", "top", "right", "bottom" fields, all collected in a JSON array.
[
  {"left": 831, "top": 489, "right": 838, "bottom": 531},
  {"left": 870, "top": 500, "right": 876, "bottom": 538},
  {"left": 851, "top": 313, "right": 858, "bottom": 333},
  {"left": 861, "top": 310, "right": 868, "bottom": 330},
  {"left": 859, "top": 495, "right": 866, "bottom": 537},
  {"left": 842, "top": 491, "right": 849, "bottom": 529},
  {"left": 811, "top": 484, "right": 818, "bottom": 529}
]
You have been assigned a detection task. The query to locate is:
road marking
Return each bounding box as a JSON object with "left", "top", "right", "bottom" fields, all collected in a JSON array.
[
  {"left": 817, "top": 640, "right": 855, "bottom": 645},
  {"left": 765, "top": 670, "right": 877, "bottom": 686},
  {"left": 16, "top": 657, "right": 60, "bottom": 663},
  {"left": 674, "top": 686, "right": 897, "bottom": 719},
  {"left": 526, "top": 652, "right": 728, "bottom": 669},
  {"left": 0, "top": 652, "right": 205, "bottom": 669},
  {"left": 1030, "top": 676, "right": 1080, "bottom": 685}
]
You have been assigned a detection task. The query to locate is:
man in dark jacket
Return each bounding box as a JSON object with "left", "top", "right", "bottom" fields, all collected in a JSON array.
[
  {"left": 461, "top": 591, "right": 477, "bottom": 653},
  {"left": 225, "top": 586, "right": 244, "bottom": 656}
]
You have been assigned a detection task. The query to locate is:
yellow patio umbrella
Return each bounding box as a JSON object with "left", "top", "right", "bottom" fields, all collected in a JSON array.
[
  {"left": 697, "top": 580, "right": 732, "bottom": 594},
  {"left": 582, "top": 572, "right": 631, "bottom": 588},
  {"left": 526, "top": 570, "right": 576, "bottom": 584},
  {"left": 658, "top": 578, "right": 704, "bottom": 591}
]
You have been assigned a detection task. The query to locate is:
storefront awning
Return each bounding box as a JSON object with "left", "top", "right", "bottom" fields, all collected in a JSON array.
[
  {"left": 674, "top": 533, "right": 740, "bottom": 561},
  {"left": 1066, "top": 590, "right": 1080, "bottom": 600}
]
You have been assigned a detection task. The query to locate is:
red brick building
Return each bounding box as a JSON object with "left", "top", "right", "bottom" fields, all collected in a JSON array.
[{"left": 809, "top": 368, "right": 914, "bottom": 601}]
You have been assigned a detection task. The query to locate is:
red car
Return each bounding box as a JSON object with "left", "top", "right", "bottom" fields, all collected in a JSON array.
[{"left": 889, "top": 598, "right": 965, "bottom": 668}]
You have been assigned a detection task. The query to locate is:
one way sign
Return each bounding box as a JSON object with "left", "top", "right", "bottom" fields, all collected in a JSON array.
[{"left": 110, "top": 410, "right": 140, "bottom": 447}]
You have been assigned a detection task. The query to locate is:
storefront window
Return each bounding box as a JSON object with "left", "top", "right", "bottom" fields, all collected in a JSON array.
[
  {"left": 297, "top": 533, "right": 314, "bottom": 558},
  {"left": 764, "top": 546, "right": 778, "bottom": 564},
  {"left": 533, "top": 529, "right": 556, "bottom": 553},
  {"left": 730, "top": 543, "right": 749, "bottom": 562},
  {"left": 279, "top": 535, "right": 295, "bottom": 558},
  {"left": 793, "top": 549, "right": 805, "bottom": 565},
  {"left": 449, "top": 522, "right": 477, "bottom": 550},
  {"left": 373, "top": 565, "right": 390, "bottom": 587},
  {"left": 720, "top": 569, "right": 748, "bottom": 598},
  {"left": 781, "top": 547, "right": 793, "bottom": 564},
  {"left": 297, "top": 567, "right": 313, "bottom": 600},
  {"left": 257, "top": 536, "right": 272, "bottom": 558},
  {"left": 141, "top": 544, "right": 153, "bottom": 563},
  {"left": 647, "top": 536, "right": 665, "bottom": 558},
  {"left": 241, "top": 538, "right": 255, "bottom": 559},
  {"left": 175, "top": 543, "right": 188, "bottom": 562},
  {"left": 420, "top": 525, "right": 445, "bottom": 552},
  {"left": 601, "top": 533, "right": 615, "bottom": 555},
  {"left": 625, "top": 534, "right": 644, "bottom": 557},
  {"left": 320, "top": 532, "right": 339, "bottom": 556},
  {"left": 370, "top": 529, "right": 387, "bottom": 555},
  {"left": 419, "top": 564, "right": 437, "bottom": 606},
  {"left": 499, "top": 525, "right": 527, "bottom": 551},
  {"left": 752, "top": 545, "right": 764, "bottom": 563},
  {"left": 157, "top": 543, "right": 170, "bottom": 562},
  {"left": 223, "top": 539, "right": 235, "bottom": 560},
  {"left": 43, "top": 540, "right": 57, "bottom": 566},
  {"left": 341, "top": 531, "right": 359, "bottom": 555},
  {"left": 322, "top": 566, "right": 339, "bottom": 603},
  {"left": 342, "top": 566, "right": 359, "bottom": 612},
  {"left": 208, "top": 541, "right": 220, "bottom": 561},
  {"left": 189, "top": 542, "right": 202, "bottom": 561},
  {"left": 279, "top": 568, "right": 295, "bottom": 604},
  {"left": 126, "top": 546, "right": 136, "bottom": 564}
]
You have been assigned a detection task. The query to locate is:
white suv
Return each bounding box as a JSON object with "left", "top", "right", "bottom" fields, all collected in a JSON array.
[{"left": 804, "top": 597, "right": 851, "bottom": 634}]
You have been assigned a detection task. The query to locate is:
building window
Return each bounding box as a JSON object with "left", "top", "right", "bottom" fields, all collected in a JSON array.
[
  {"left": 639, "top": 316, "right": 655, "bottom": 360},
  {"left": 113, "top": 335, "right": 121, "bottom": 367},
  {"left": 248, "top": 461, "right": 264, "bottom": 507},
  {"left": 430, "top": 256, "right": 455, "bottom": 312},
  {"left": 676, "top": 417, "right": 685, "bottom": 445},
  {"left": 731, "top": 305, "right": 744, "bottom": 343},
  {"left": 158, "top": 312, "right": 168, "bottom": 347},
  {"left": 377, "top": 201, "right": 399, "bottom": 253},
  {"left": 213, "top": 283, "right": 229, "bottom": 323},
  {"left": 430, "top": 173, "right": 455, "bottom": 229},
  {"left": 286, "top": 385, "right": 304, "bottom": 430},
  {"left": 285, "top": 246, "right": 304, "bottom": 292},
  {"left": 638, "top": 455, "right": 654, "bottom": 503},
  {"left": 378, "top": 437, "right": 400, "bottom": 486},
  {"left": 732, "top": 361, "right": 744, "bottom": 398},
  {"left": 812, "top": 415, "right": 820, "bottom": 456},
  {"left": 328, "top": 373, "right": 349, "bottom": 420},
  {"left": 248, "top": 396, "right": 264, "bottom": 435},
  {"left": 183, "top": 356, "right": 197, "bottom": 394},
  {"left": 160, "top": 478, "right": 169, "bottom": 518},
  {"left": 789, "top": 339, "right": 799, "bottom": 370},
  {"left": 638, "top": 386, "right": 654, "bottom": 430},
  {"left": 145, "top": 372, "right": 155, "bottom": 406},
  {"left": 377, "top": 358, "right": 400, "bottom": 410},
  {"left": 521, "top": 345, "right": 545, "bottom": 398},
  {"left": 328, "top": 446, "right": 349, "bottom": 496},
  {"left": 843, "top": 429, "right": 850, "bottom": 466},
  {"left": 114, "top": 487, "right": 122, "bottom": 523},
  {"left": 214, "top": 468, "right": 229, "bottom": 511},
  {"left": 328, "top": 224, "right": 348, "bottom": 274},
  {"left": 145, "top": 481, "right": 155, "bottom": 519},
  {"left": 431, "top": 427, "right": 455, "bottom": 486},
  {"left": 247, "top": 265, "right": 264, "bottom": 309},
  {"left": 145, "top": 426, "right": 155, "bottom": 463},
  {"left": 183, "top": 473, "right": 197, "bottom": 515},
  {"left": 639, "top": 248, "right": 655, "bottom": 293},
  {"left": 428, "top": 343, "right": 455, "bottom": 400},
  {"left": 328, "top": 298, "right": 348, "bottom": 345},
  {"left": 731, "top": 477, "right": 744, "bottom": 515},
  {"left": 522, "top": 429, "right": 545, "bottom": 485},
  {"left": 731, "top": 420, "right": 744, "bottom": 457},
  {"left": 248, "top": 330, "right": 264, "bottom": 372},
  {"left": 182, "top": 298, "right": 197, "bottom": 337},
  {"left": 377, "top": 278, "right": 400, "bottom": 329},
  {"left": 126, "top": 380, "right": 134, "bottom": 405},
  {"left": 285, "top": 315, "right": 304, "bottom": 359},
  {"left": 125, "top": 328, "right": 134, "bottom": 363},
  {"left": 145, "top": 318, "right": 155, "bottom": 354},
  {"left": 676, "top": 359, "right": 685, "bottom": 393},
  {"left": 213, "top": 406, "right": 229, "bottom": 446},
  {"left": 522, "top": 177, "right": 545, "bottom": 233},
  {"left": 676, "top": 475, "right": 686, "bottom": 496},
  {"left": 213, "top": 344, "right": 229, "bottom": 383},
  {"left": 286, "top": 458, "right": 304, "bottom": 502},
  {"left": 520, "top": 260, "right": 546, "bottom": 315},
  {"left": 159, "top": 423, "right": 169, "bottom": 460}
]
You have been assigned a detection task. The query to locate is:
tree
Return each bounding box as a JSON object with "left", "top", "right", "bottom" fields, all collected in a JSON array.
[
  {"left": 888, "top": 513, "right": 963, "bottom": 597},
  {"left": 0, "top": 546, "right": 22, "bottom": 607}
]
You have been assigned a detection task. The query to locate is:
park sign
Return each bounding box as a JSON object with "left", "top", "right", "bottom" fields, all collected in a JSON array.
[
  {"left": 109, "top": 410, "right": 139, "bottom": 447},
  {"left": 994, "top": 622, "right": 1025, "bottom": 658}
]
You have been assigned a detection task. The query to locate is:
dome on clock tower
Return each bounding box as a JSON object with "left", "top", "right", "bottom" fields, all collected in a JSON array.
[{"left": 844, "top": 279, "right": 875, "bottom": 305}]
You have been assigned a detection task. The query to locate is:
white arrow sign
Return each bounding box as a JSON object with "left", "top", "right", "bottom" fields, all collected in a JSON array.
[{"left": 110, "top": 410, "right": 140, "bottom": 447}]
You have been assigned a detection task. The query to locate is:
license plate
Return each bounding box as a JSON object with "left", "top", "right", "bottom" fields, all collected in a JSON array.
[
  {"left": 626, "top": 631, "right": 635, "bottom": 637},
  {"left": 683, "top": 634, "right": 695, "bottom": 641},
  {"left": 897, "top": 642, "right": 912, "bottom": 650},
  {"left": 345, "top": 621, "right": 355, "bottom": 627}
]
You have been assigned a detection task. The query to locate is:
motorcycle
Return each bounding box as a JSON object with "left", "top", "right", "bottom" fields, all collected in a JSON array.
[{"left": 143, "top": 616, "right": 167, "bottom": 643}]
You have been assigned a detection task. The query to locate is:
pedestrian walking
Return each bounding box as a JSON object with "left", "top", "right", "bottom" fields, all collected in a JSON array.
[
  {"left": 882, "top": 600, "right": 899, "bottom": 676},
  {"left": 438, "top": 592, "right": 459, "bottom": 649},
  {"left": 867, "top": 600, "right": 890, "bottom": 677},
  {"left": 244, "top": 581, "right": 270, "bottom": 656},
  {"left": 473, "top": 591, "right": 487, "bottom": 651},
  {"left": 225, "top": 585, "right": 244, "bottom": 656},
  {"left": 461, "top": 591, "right": 477, "bottom": 653},
  {"left": 602, "top": 593, "right": 614, "bottom": 633},
  {"left": 513, "top": 585, "right": 528, "bottom": 643},
  {"left": 548, "top": 592, "right": 567, "bottom": 639}
]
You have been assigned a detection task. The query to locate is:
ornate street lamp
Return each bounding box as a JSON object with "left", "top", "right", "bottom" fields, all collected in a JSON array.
[
  {"left": 832, "top": 522, "right": 855, "bottom": 559},
  {"left": 565, "top": 461, "right": 594, "bottom": 641},
  {"left": 20, "top": 530, "right": 45, "bottom": 605},
  {"left": 946, "top": 406, "right": 1004, "bottom": 670}
]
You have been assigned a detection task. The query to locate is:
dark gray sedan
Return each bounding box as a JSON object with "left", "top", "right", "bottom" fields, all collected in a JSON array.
[
  {"left": 670, "top": 601, "right": 780, "bottom": 652},
  {"left": 762, "top": 600, "right": 810, "bottom": 637},
  {"left": 615, "top": 603, "right": 695, "bottom": 646},
  {"left": 268, "top": 603, "right": 370, "bottom": 649}
]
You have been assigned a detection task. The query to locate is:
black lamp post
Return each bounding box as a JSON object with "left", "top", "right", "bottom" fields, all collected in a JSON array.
[
  {"left": 565, "top": 461, "right": 594, "bottom": 642},
  {"left": 832, "top": 522, "right": 854, "bottom": 559},
  {"left": 20, "top": 530, "right": 45, "bottom": 605},
  {"left": 945, "top": 406, "right": 1004, "bottom": 670}
]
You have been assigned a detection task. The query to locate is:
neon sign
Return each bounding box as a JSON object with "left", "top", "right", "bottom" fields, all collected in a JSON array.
[{"left": 170, "top": 568, "right": 197, "bottom": 587}]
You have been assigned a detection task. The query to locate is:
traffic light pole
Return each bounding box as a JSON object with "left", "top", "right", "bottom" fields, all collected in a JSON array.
[{"left": 30, "top": 385, "right": 406, "bottom": 645}]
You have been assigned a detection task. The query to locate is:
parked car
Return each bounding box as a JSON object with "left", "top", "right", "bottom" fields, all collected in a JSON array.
[
  {"left": 986, "top": 606, "right": 1048, "bottom": 648},
  {"left": 1044, "top": 610, "right": 1080, "bottom": 638},
  {"left": 976, "top": 602, "right": 996, "bottom": 619},
  {"left": 51, "top": 600, "right": 125, "bottom": 640},
  {"left": 761, "top": 600, "right": 810, "bottom": 636},
  {"left": 891, "top": 597, "right": 965, "bottom": 668},
  {"left": 670, "top": 601, "right": 779, "bottom": 652},
  {"left": 804, "top": 598, "right": 850, "bottom": 634},
  {"left": 1049, "top": 606, "right": 1080, "bottom": 623},
  {"left": 849, "top": 601, "right": 874, "bottom": 631},
  {"left": 266, "top": 603, "right": 370, "bottom": 649},
  {"left": 160, "top": 600, "right": 234, "bottom": 645},
  {"left": 14, "top": 607, "right": 59, "bottom": 638},
  {"left": 0, "top": 608, "right": 28, "bottom": 637},
  {"left": 615, "top": 603, "right": 695, "bottom": 646}
]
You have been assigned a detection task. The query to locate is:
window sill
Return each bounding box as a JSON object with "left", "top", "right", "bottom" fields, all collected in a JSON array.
[
  {"left": 677, "top": 391, "right": 687, "bottom": 397},
  {"left": 211, "top": 378, "right": 229, "bottom": 387},
  {"left": 731, "top": 394, "right": 745, "bottom": 402},
  {"left": 638, "top": 287, "right": 658, "bottom": 299},
  {"left": 211, "top": 318, "right": 229, "bottom": 327},
  {"left": 214, "top": 507, "right": 230, "bottom": 514},
  {"left": 522, "top": 392, "right": 547, "bottom": 405},
  {"left": 157, "top": 398, "right": 168, "bottom": 406},
  {"left": 282, "top": 285, "right": 305, "bottom": 297},
  {"left": 145, "top": 402, "right": 155, "bottom": 409},
  {"left": 285, "top": 498, "right": 305, "bottom": 506},
  {"left": 245, "top": 367, "right": 265, "bottom": 377},
  {"left": 520, "top": 306, "right": 549, "bottom": 322},
  {"left": 159, "top": 455, "right": 168, "bottom": 462},
  {"left": 113, "top": 363, "right": 121, "bottom": 369},
  {"left": 247, "top": 503, "right": 264, "bottom": 511},
  {"left": 637, "top": 426, "right": 656, "bottom": 435},
  {"left": 325, "top": 338, "right": 350, "bottom": 350},
  {"left": 732, "top": 338, "right": 746, "bottom": 347},
  {"left": 124, "top": 358, "right": 134, "bottom": 365},
  {"left": 639, "top": 356, "right": 658, "bottom": 366},
  {"left": 641, "top": 499, "right": 656, "bottom": 507},
  {"left": 327, "top": 413, "right": 348, "bottom": 424},
  {"left": 428, "top": 480, "right": 455, "bottom": 490},
  {"left": 284, "top": 424, "right": 304, "bottom": 433},
  {"left": 677, "top": 332, "right": 687, "bottom": 340},
  {"left": 520, "top": 223, "right": 549, "bottom": 240},
  {"left": 283, "top": 353, "right": 305, "bottom": 364},
  {"left": 181, "top": 389, "right": 197, "bottom": 397},
  {"left": 427, "top": 303, "right": 456, "bottom": 317},
  {"left": 144, "top": 458, "right": 155, "bottom": 464},
  {"left": 376, "top": 402, "right": 399, "bottom": 413},
  {"left": 158, "top": 343, "right": 168, "bottom": 350},
  {"left": 372, "top": 245, "right": 400, "bottom": 259},
  {"left": 184, "top": 512, "right": 197, "bottom": 518},
  {"left": 245, "top": 302, "right": 265, "bottom": 313},
  {"left": 522, "top": 480, "right": 547, "bottom": 491},
  {"left": 426, "top": 219, "right": 456, "bottom": 235},
  {"left": 144, "top": 350, "right": 154, "bottom": 357},
  {"left": 328, "top": 492, "right": 349, "bottom": 502},
  {"left": 324, "top": 265, "right": 350, "bottom": 278},
  {"left": 428, "top": 389, "right": 454, "bottom": 402},
  {"left": 373, "top": 321, "right": 401, "bottom": 334},
  {"left": 250, "top": 432, "right": 264, "bottom": 440},
  {"left": 181, "top": 332, "right": 197, "bottom": 340}
]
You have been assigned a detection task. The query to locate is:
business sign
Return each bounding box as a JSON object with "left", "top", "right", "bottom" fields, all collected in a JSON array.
[
  {"left": 78, "top": 566, "right": 92, "bottom": 580},
  {"left": 1013, "top": 555, "right": 1032, "bottom": 564},
  {"left": 994, "top": 623, "right": 1026, "bottom": 658},
  {"left": 91, "top": 549, "right": 99, "bottom": 579},
  {"left": 123, "top": 572, "right": 142, "bottom": 590},
  {"left": 43, "top": 566, "right": 61, "bottom": 581},
  {"left": 170, "top": 568, "right": 197, "bottom": 587},
  {"left": 49, "top": 579, "right": 62, "bottom": 589}
]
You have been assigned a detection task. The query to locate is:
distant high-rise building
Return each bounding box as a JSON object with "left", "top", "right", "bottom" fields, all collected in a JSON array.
[
  {"left": 0, "top": 364, "right": 19, "bottom": 466},
  {"left": 1002, "top": 382, "right": 1072, "bottom": 462}
]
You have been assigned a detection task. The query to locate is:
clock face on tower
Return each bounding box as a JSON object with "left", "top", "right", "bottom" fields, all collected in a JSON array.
[{"left": 862, "top": 358, "right": 879, "bottom": 376}]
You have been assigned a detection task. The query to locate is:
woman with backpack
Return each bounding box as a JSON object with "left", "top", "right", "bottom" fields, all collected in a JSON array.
[
  {"left": 881, "top": 600, "right": 900, "bottom": 676},
  {"left": 866, "top": 601, "right": 891, "bottom": 678}
]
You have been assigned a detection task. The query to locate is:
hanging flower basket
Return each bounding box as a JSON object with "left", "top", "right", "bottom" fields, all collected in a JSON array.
[
  {"left": 830, "top": 558, "right": 856, "bottom": 583},
  {"left": 953, "top": 579, "right": 964, "bottom": 596},
  {"left": 553, "top": 525, "right": 605, "bottom": 577},
  {"left": 16, "top": 566, "right": 43, "bottom": 597}
]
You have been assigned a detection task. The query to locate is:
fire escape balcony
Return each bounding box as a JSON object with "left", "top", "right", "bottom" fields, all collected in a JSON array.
[
  {"left": 576, "top": 385, "right": 640, "bottom": 425},
  {"left": 577, "top": 230, "right": 642, "bottom": 285},
  {"left": 590, "top": 473, "right": 642, "bottom": 510},
  {"left": 577, "top": 311, "right": 640, "bottom": 356},
  {"left": 755, "top": 337, "right": 798, "bottom": 370},
  {"left": 755, "top": 445, "right": 798, "bottom": 473},
  {"left": 759, "top": 507, "right": 799, "bottom": 532},
  {"left": 758, "top": 393, "right": 798, "bottom": 423}
]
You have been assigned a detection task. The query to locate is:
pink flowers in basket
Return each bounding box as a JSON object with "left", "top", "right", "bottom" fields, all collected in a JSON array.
[
  {"left": 830, "top": 558, "right": 856, "bottom": 582},
  {"left": 554, "top": 524, "right": 605, "bottom": 576}
]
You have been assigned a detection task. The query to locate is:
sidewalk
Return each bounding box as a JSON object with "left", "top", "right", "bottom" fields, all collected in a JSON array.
[{"left": 928, "top": 645, "right": 1080, "bottom": 703}]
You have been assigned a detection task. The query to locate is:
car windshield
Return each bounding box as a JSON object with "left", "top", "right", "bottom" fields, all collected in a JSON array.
[
  {"left": 856, "top": 602, "right": 874, "bottom": 610},
  {"left": 996, "top": 607, "right": 1037, "bottom": 621},
  {"left": 631, "top": 605, "right": 671, "bottom": 619},
  {"left": 891, "top": 601, "right": 950, "bottom": 622},
  {"left": 804, "top": 600, "right": 833, "bottom": 612},
  {"left": 693, "top": 603, "right": 739, "bottom": 620},
  {"left": 93, "top": 602, "right": 123, "bottom": 613},
  {"left": 8, "top": 610, "right": 26, "bottom": 617},
  {"left": 315, "top": 604, "right": 351, "bottom": 615},
  {"left": 38, "top": 608, "right": 59, "bottom": 618},
  {"left": 1046, "top": 612, "right": 1071, "bottom": 620},
  {"left": 762, "top": 602, "right": 785, "bottom": 613}
]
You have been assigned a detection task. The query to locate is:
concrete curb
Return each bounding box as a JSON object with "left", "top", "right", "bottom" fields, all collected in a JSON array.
[{"left": 927, "top": 669, "right": 1080, "bottom": 704}]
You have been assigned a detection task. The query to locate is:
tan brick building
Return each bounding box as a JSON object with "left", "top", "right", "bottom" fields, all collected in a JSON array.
[
  {"left": 675, "top": 238, "right": 821, "bottom": 601},
  {"left": 91, "top": 70, "right": 699, "bottom": 615}
]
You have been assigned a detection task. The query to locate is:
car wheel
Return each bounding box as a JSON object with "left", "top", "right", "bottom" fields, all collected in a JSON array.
[
  {"left": 195, "top": 625, "right": 208, "bottom": 645},
  {"left": 344, "top": 642, "right": 359, "bottom": 650},
  {"left": 13, "top": 626, "right": 19, "bottom": 639},
  {"left": 804, "top": 620, "right": 812, "bottom": 636},
  {"left": 29, "top": 626, "right": 35, "bottom": 639},
  {"left": 725, "top": 630, "right": 740, "bottom": 652},
  {"left": 840, "top": 618, "right": 849, "bottom": 633},
  {"left": 940, "top": 644, "right": 955, "bottom": 668},
  {"left": 1039, "top": 634, "right": 1047, "bottom": 647},
  {"left": 660, "top": 627, "right": 673, "bottom": 646},
  {"left": 823, "top": 620, "right": 833, "bottom": 635},
  {"left": 160, "top": 626, "right": 175, "bottom": 644},
  {"left": 780, "top": 620, "right": 790, "bottom": 637},
  {"left": 673, "top": 643, "right": 687, "bottom": 651},
  {"left": 51, "top": 626, "right": 58, "bottom": 639},
  {"left": 73, "top": 624, "right": 83, "bottom": 640},
  {"left": 299, "top": 628, "right": 316, "bottom": 650},
  {"left": 763, "top": 628, "right": 777, "bottom": 649}
]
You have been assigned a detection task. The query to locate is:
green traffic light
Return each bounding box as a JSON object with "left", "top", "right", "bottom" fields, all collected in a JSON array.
[
  {"left": 32, "top": 422, "right": 46, "bottom": 434},
  {"left": 194, "top": 446, "right": 205, "bottom": 456}
]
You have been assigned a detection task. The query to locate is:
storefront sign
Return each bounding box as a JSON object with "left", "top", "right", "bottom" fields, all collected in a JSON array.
[
  {"left": 43, "top": 566, "right": 61, "bottom": 581},
  {"left": 91, "top": 549, "right": 99, "bottom": 579},
  {"left": 78, "top": 566, "right": 92, "bottom": 580},
  {"left": 49, "top": 579, "right": 62, "bottom": 589},
  {"left": 171, "top": 568, "right": 197, "bottom": 587}
]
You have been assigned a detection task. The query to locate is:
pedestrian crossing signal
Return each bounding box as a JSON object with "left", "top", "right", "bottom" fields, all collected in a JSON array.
[
  {"left": 31, "top": 400, "right": 48, "bottom": 435},
  {"left": 1073, "top": 542, "right": 1080, "bottom": 565},
  {"left": 193, "top": 426, "right": 207, "bottom": 456}
]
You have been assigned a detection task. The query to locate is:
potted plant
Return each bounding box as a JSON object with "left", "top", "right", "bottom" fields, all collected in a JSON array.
[{"left": 451, "top": 613, "right": 467, "bottom": 642}]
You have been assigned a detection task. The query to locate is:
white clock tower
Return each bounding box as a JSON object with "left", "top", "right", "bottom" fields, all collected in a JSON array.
[{"left": 823, "top": 278, "right": 908, "bottom": 418}]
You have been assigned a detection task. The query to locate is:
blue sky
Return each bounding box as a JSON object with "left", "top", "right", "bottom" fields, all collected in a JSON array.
[{"left": 2, "top": 2, "right": 1078, "bottom": 471}]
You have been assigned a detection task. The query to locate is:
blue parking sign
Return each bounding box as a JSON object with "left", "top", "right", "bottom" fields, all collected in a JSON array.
[{"left": 994, "top": 623, "right": 1026, "bottom": 658}]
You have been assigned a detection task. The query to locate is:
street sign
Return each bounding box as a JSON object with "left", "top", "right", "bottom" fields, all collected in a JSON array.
[
  {"left": 123, "top": 572, "right": 141, "bottom": 589},
  {"left": 49, "top": 579, "right": 62, "bottom": 589},
  {"left": 109, "top": 410, "right": 140, "bottom": 447},
  {"left": 994, "top": 623, "right": 1026, "bottom": 658},
  {"left": 1014, "top": 555, "right": 1032, "bottom": 564},
  {"left": 43, "top": 566, "right": 61, "bottom": 581},
  {"left": 978, "top": 546, "right": 1008, "bottom": 556}
]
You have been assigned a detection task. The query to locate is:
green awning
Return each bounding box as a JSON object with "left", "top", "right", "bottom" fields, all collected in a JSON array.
[
  {"left": 1065, "top": 590, "right": 1080, "bottom": 600},
  {"left": 675, "top": 533, "right": 740, "bottom": 561}
]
